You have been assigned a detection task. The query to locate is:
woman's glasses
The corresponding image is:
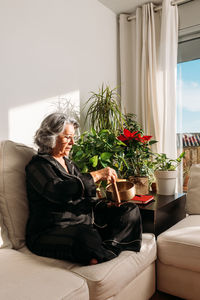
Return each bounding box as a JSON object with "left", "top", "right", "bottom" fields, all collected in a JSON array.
[{"left": 62, "top": 135, "right": 78, "bottom": 143}]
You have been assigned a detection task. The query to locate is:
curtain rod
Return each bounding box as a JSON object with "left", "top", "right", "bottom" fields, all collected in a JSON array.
[{"left": 127, "top": 0, "right": 194, "bottom": 21}]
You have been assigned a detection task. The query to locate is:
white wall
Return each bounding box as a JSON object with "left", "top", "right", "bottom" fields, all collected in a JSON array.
[{"left": 0, "top": 0, "right": 117, "bottom": 145}]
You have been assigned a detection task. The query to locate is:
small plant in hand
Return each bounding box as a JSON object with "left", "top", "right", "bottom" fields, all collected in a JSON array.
[{"left": 71, "top": 128, "right": 127, "bottom": 189}]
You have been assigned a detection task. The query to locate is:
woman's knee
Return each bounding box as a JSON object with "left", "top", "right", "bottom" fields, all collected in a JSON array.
[{"left": 74, "top": 225, "right": 102, "bottom": 249}]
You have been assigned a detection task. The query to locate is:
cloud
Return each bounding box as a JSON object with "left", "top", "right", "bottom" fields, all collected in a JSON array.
[{"left": 177, "top": 79, "right": 200, "bottom": 112}]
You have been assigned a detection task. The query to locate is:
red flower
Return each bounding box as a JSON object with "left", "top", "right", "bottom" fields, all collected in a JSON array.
[
  {"left": 117, "top": 134, "right": 127, "bottom": 142},
  {"left": 135, "top": 134, "right": 152, "bottom": 143},
  {"left": 135, "top": 133, "right": 143, "bottom": 142},
  {"left": 118, "top": 129, "right": 152, "bottom": 144},
  {"left": 117, "top": 129, "right": 138, "bottom": 142},
  {"left": 142, "top": 135, "right": 152, "bottom": 142}
]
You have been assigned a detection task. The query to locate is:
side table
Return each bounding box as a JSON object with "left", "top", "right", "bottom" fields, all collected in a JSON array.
[{"left": 138, "top": 193, "right": 186, "bottom": 237}]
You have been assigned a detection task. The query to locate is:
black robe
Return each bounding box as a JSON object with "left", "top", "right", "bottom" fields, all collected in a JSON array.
[{"left": 25, "top": 153, "right": 142, "bottom": 265}]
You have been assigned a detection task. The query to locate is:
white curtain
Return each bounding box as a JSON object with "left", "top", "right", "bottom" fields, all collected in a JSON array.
[
  {"left": 119, "top": 0, "right": 178, "bottom": 157},
  {"left": 120, "top": 3, "right": 161, "bottom": 152},
  {"left": 157, "top": 0, "right": 178, "bottom": 158}
]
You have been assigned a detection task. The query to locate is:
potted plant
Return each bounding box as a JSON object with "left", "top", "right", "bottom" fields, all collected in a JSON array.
[
  {"left": 117, "top": 127, "right": 157, "bottom": 194},
  {"left": 78, "top": 85, "right": 158, "bottom": 195},
  {"left": 153, "top": 152, "right": 185, "bottom": 195},
  {"left": 72, "top": 84, "right": 128, "bottom": 197}
]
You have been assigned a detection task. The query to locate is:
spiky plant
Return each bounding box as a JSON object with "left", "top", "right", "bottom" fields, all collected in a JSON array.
[{"left": 84, "top": 84, "right": 124, "bottom": 135}]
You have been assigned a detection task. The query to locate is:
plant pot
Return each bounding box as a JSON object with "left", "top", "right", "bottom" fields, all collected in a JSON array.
[
  {"left": 128, "top": 176, "right": 149, "bottom": 195},
  {"left": 154, "top": 170, "right": 177, "bottom": 195}
]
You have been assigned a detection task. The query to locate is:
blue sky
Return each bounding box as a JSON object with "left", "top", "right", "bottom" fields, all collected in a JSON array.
[{"left": 177, "top": 59, "right": 200, "bottom": 133}]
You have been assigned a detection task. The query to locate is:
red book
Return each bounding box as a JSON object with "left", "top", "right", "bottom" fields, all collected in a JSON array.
[{"left": 130, "top": 195, "right": 154, "bottom": 204}]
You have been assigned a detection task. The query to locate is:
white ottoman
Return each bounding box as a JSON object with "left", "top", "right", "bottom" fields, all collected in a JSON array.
[{"left": 157, "top": 215, "right": 200, "bottom": 300}]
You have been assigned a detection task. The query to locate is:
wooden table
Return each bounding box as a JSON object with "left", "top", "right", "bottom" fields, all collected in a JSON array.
[{"left": 138, "top": 193, "right": 186, "bottom": 237}]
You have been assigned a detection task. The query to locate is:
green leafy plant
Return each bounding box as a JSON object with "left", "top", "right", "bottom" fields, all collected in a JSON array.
[
  {"left": 123, "top": 113, "right": 143, "bottom": 133},
  {"left": 84, "top": 84, "right": 124, "bottom": 134},
  {"left": 77, "top": 86, "right": 159, "bottom": 185},
  {"left": 117, "top": 128, "right": 157, "bottom": 180},
  {"left": 153, "top": 152, "right": 185, "bottom": 171},
  {"left": 71, "top": 129, "right": 127, "bottom": 183}
]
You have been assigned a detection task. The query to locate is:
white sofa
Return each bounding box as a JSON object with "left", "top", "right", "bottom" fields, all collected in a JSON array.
[
  {"left": 157, "top": 164, "right": 200, "bottom": 300},
  {"left": 0, "top": 140, "right": 156, "bottom": 300}
]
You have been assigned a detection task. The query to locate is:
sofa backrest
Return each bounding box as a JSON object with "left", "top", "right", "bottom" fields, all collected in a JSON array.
[
  {"left": 186, "top": 164, "right": 200, "bottom": 215},
  {"left": 0, "top": 140, "right": 36, "bottom": 249}
]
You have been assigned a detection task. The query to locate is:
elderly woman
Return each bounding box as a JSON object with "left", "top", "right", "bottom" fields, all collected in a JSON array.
[{"left": 25, "top": 112, "right": 142, "bottom": 265}]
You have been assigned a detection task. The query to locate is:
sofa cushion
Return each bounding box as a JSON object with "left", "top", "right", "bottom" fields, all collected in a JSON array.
[
  {"left": 186, "top": 164, "right": 200, "bottom": 214},
  {"left": 19, "top": 233, "right": 156, "bottom": 300},
  {"left": 0, "top": 213, "right": 12, "bottom": 248},
  {"left": 0, "top": 140, "right": 35, "bottom": 249},
  {"left": 0, "top": 249, "right": 89, "bottom": 300},
  {"left": 71, "top": 233, "right": 156, "bottom": 300},
  {"left": 157, "top": 215, "right": 200, "bottom": 273}
]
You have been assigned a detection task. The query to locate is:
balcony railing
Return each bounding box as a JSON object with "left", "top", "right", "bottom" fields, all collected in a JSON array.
[{"left": 178, "top": 133, "right": 200, "bottom": 192}]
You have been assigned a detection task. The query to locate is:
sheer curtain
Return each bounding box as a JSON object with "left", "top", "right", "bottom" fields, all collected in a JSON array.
[
  {"left": 157, "top": 0, "right": 178, "bottom": 158},
  {"left": 119, "top": 0, "right": 178, "bottom": 157}
]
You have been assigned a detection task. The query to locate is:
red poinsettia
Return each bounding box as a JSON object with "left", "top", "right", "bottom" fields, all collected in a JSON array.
[
  {"left": 117, "top": 129, "right": 138, "bottom": 142},
  {"left": 118, "top": 129, "right": 152, "bottom": 144},
  {"left": 117, "top": 128, "right": 155, "bottom": 177}
]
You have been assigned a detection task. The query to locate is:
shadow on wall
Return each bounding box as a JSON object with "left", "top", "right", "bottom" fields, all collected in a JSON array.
[{"left": 8, "top": 90, "right": 80, "bottom": 148}]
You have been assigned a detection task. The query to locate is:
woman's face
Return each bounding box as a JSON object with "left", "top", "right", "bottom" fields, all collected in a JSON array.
[{"left": 52, "top": 123, "right": 75, "bottom": 157}]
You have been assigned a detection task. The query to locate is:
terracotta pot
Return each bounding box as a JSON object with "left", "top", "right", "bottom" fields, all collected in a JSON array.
[{"left": 128, "top": 176, "right": 149, "bottom": 195}]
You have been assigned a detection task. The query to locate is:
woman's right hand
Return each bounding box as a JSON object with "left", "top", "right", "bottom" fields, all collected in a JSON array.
[{"left": 90, "top": 167, "right": 118, "bottom": 183}]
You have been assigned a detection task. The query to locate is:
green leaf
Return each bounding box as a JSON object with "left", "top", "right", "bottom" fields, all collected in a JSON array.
[
  {"left": 149, "top": 140, "right": 157, "bottom": 145},
  {"left": 89, "top": 155, "right": 98, "bottom": 167},
  {"left": 74, "top": 150, "right": 84, "bottom": 158},
  {"left": 100, "top": 161, "right": 108, "bottom": 168},
  {"left": 82, "top": 164, "right": 88, "bottom": 173},
  {"left": 179, "top": 151, "right": 185, "bottom": 159},
  {"left": 100, "top": 152, "right": 112, "bottom": 162}
]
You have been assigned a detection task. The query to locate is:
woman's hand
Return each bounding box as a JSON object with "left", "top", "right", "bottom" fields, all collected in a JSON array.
[{"left": 90, "top": 167, "right": 118, "bottom": 183}]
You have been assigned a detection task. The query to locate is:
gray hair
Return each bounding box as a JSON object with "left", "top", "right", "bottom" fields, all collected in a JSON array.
[{"left": 34, "top": 112, "right": 79, "bottom": 154}]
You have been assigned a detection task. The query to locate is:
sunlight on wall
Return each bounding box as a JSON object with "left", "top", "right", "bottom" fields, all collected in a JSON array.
[{"left": 8, "top": 90, "right": 80, "bottom": 148}]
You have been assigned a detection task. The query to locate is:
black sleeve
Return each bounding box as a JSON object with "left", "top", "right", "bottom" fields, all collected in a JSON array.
[
  {"left": 70, "top": 161, "right": 96, "bottom": 197},
  {"left": 26, "top": 159, "right": 96, "bottom": 205}
]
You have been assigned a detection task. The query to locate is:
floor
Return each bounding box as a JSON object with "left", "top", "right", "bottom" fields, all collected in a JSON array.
[{"left": 150, "top": 291, "right": 184, "bottom": 300}]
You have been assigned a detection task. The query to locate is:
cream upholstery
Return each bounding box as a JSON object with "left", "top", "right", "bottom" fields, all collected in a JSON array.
[
  {"left": 186, "top": 164, "right": 200, "bottom": 214},
  {"left": 68, "top": 234, "right": 156, "bottom": 300},
  {"left": 0, "top": 212, "right": 12, "bottom": 248},
  {"left": 0, "top": 140, "right": 156, "bottom": 300},
  {"left": 20, "top": 234, "right": 156, "bottom": 300},
  {"left": 0, "top": 249, "right": 89, "bottom": 300},
  {"left": 157, "top": 164, "right": 200, "bottom": 300},
  {"left": 0, "top": 140, "right": 36, "bottom": 249},
  {"left": 157, "top": 256, "right": 200, "bottom": 300},
  {"left": 157, "top": 216, "right": 200, "bottom": 273}
]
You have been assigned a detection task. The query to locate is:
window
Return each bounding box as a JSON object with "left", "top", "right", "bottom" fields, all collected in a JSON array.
[
  {"left": 177, "top": 59, "right": 200, "bottom": 134},
  {"left": 177, "top": 25, "right": 200, "bottom": 191}
]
